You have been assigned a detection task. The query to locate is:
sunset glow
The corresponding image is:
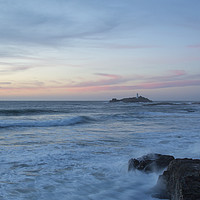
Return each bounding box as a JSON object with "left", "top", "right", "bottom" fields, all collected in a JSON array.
[{"left": 0, "top": 0, "right": 200, "bottom": 100}]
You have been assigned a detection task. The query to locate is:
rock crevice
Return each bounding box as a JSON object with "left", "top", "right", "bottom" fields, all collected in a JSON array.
[
  {"left": 128, "top": 154, "right": 200, "bottom": 200},
  {"left": 155, "top": 158, "right": 200, "bottom": 200}
]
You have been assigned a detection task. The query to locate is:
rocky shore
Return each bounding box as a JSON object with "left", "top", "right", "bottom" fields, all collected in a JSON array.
[{"left": 128, "top": 154, "right": 200, "bottom": 200}]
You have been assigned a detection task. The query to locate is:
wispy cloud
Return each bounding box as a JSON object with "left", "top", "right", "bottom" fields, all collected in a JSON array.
[
  {"left": 1, "top": 71, "right": 200, "bottom": 96},
  {"left": 187, "top": 44, "right": 200, "bottom": 48},
  {"left": 0, "top": 66, "right": 33, "bottom": 74},
  {"left": 135, "top": 79, "right": 200, "bottom": 89},
  {"left": 145, "top": 70, "right": 187, "bottom": 82},
  {"left": 69, "top": 73, "right": 125, "bottom": 88},
  {"left": 63, "top": 70, "right": 200, "bottom": 92},
  {"left": 169, "top": 70, "right": 186, "bottom": 76},
  {"left": 23, "top": 80, "right": 45, "bottom": 87},
  {"left": 0, "top": 0, "right": 120, "bottom": 47},
  {"left": 0, "top": 82, "right": 11, "bottom": 85},
  {"left": 103, "top": 44, "right": 160, "bottom": 49}
]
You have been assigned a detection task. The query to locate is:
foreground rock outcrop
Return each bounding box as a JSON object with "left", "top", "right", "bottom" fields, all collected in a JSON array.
[
  {"left": 129, "top": 154, "right": 200, "bottom": 200},
  {"left": 154, "top": 158, "right": 200, "bottom": 200},
  {"left": 128, "top": 153, "right": 174, "bottom": 172}
]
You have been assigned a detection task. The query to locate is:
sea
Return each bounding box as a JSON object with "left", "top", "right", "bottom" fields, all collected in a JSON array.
[{"left": 0, "top": 101, "right": 200, "bottom": 200}]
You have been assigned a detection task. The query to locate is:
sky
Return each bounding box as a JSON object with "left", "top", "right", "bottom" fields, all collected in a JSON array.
[{"left": 0, "top": 0, "right": 200, "bottom": 101}]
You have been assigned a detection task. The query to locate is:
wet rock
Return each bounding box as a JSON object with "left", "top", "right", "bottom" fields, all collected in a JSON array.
[
  {"left": 153, "top": 158, "right": 200, "bottom": 200},
  {"left": 128, "top": 153, "right": 174, "bottom": 172}
]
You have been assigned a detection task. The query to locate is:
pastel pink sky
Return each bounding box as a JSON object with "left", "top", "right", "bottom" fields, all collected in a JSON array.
[{"left": 0, "top": 0, "right": 200, "bottom": 101}]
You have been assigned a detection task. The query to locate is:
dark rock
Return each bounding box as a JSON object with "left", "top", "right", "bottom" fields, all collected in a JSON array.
[
  {"left": 109, "top": 98, "right": 120, "bottom": 102},
  {"left": 153, "top": 158, "right": 200, "bottom": 200},
  {"left": 109, "top": 95, "right": 152, "bottom": 103},
  {"left": 128, "top": 153, "right": 174, "bottom": 173}
]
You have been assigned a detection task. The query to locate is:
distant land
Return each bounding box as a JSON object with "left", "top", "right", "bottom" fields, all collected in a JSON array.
[{"left": 109, "top": 94, "right": 153, "bottom": 103}]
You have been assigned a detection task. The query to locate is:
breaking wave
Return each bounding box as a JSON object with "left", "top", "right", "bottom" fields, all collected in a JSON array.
[{"left": 0, "top": 116, "right": 93, "bottom": 128}]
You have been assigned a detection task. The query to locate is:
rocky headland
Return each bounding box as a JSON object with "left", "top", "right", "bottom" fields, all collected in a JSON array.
[
  {"left": 109, "top": 95, "right": 152, "bottom": 103},
  {"left": 128, "top": 154, "right": 200, "bottom": 200}
]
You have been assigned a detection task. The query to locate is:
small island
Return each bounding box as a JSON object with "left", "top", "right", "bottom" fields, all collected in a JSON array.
[{"left": 109, "top": 94, "right": 152, "bottom": 103}]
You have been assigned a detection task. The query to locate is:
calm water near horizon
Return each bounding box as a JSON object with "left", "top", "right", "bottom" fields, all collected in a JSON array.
[{"left": 0, "top": 101, "right": 200, "bottom": 200}]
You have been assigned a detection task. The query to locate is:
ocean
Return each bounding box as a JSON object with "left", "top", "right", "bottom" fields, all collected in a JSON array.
[{"left": 0, "top": 101, "right": 199, "bottom": 200}]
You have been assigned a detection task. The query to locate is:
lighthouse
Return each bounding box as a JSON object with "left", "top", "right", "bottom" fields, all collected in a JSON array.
[{"left": 137, "top": 93, "right": 139, "bottom": 98}]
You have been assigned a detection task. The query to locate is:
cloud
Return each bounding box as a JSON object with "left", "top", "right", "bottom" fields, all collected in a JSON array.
[
  {"left": 187, "top": 44, "right": 200, "bottom": 48},
  {"left": 0, "top": 66, "right": 33, "bottom": 74},
  {"left": 0, "top": 0, "right": 120, "bottom": 47},
  {"left": 95, "top": 73, "right": 121, "bottom": 79},
  {"left": 143, "top": 70, "right": 188, "bottom": 82},
  {"left": 54, "top": 70, "right": 200, "bottom": 93},
  {"left": 1, "top": 71, "right": 200, "bottom": 96},
  {"left": 24, "top": 80, "right": 45, "bottom": 87},
  {"left": 65, "top": 79, "right": 200, "bottom": 93},
  {"left": 102, "top": 44, "right": 160, "bottom": 49},
  {"left": 168, "top": 70, "right": 186, "bottom": 76},
  {"left": 0, "top": 82, "right": 11, "bottom": 85},
  {"left": 70, "top": 73, "right": 125, "bottom": 87},
  {"left": 0, "top": 47, "right": 34, "bottom": 58},
  {"left": 63, "top": 70, "right": 200, "bottom": 92},
  {"left": 1, "top": 0, "right": 200, "bottom": 50},
  {"left": 135, "top": 79, "right": 200, "bottom": 89}
]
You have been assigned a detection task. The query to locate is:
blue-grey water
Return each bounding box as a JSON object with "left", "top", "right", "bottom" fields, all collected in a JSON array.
[{"left": 0, "top": 101, "right": 200, "bottom": 200}]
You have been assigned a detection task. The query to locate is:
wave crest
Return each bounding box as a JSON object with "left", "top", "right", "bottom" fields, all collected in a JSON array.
[{"left": 0, "top": 116, "right": 93, "bottom": 128}]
